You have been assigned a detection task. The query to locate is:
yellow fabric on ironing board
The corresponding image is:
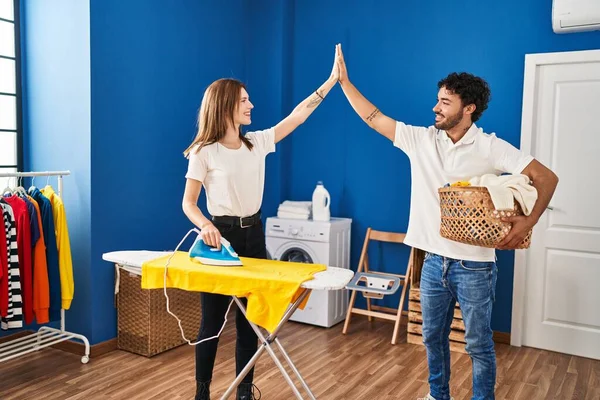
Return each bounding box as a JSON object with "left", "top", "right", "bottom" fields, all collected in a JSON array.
[{"left": 141, "top": 251, "right": 326, "bottom": 332}]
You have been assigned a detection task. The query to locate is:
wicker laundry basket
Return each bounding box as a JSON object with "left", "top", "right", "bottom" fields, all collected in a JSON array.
[
  {"left": 116, "top": 266, "right": 202, "bottom": 357},
  {"left": 438, "top": 186, "right": 532, "bottom": 249}
]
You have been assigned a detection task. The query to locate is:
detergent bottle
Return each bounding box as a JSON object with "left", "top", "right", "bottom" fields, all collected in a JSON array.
[{"left": 312, "top": 181, "right": 331, "bottom": 221}]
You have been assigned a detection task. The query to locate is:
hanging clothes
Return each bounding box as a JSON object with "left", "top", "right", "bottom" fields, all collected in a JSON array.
[
  {"left": 29, "top": 187, "right": 61, "bottom": 321},
  {"left": 1, "top": 202, "right": 23, "bottom": 329},
  {"left": 27, "top": 196, "right": 50, "bottom": 324},
  {"left": 19, "top": 194, "right": 49, "bottom": 322},
  {"left": 0, "top": 208, "right": 8, "bottom": 317},
  {"left": 1, "top": 203, "right": 15, "bottom": 321},
  {"left": 40, "top": 186, "right": 74, "bottom": 310},
  {"left": 2, "top": 196, "right": 33, "bottom": 325},
  {"left": 20, "top": 195, "right": 40, "bottom": 248}
]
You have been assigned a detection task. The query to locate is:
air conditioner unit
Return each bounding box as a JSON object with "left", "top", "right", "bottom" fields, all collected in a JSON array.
[{"left": 552, "top": 0, "right": 600, "bottom": 33}]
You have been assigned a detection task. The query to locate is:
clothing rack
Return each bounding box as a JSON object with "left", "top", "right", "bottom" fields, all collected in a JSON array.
[{"left": 0, "top": 170, "right": 90, "bottom": 364}]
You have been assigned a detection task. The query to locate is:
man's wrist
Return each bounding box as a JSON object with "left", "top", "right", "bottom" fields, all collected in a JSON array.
[{"left": 526, "top": 214, "right": 539, "bottom": 226}]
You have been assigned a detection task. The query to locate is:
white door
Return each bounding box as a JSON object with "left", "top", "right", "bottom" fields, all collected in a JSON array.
[{"left": 512, "top": 49, "right": 600, "bottom": 360}]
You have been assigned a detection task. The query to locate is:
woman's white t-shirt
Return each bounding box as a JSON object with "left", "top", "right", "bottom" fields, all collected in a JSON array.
[{"left": 185, "top": 128, "right": 276, "bottom": 218}]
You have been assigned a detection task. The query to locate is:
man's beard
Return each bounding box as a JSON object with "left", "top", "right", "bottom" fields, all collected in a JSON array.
[{"left": 435, "top": 112, "right": 463, "bottom": 130}]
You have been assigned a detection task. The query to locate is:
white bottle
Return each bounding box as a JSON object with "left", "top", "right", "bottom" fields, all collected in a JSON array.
[{"left": 312, "top": 181, "right": 331, "bottom": 221}]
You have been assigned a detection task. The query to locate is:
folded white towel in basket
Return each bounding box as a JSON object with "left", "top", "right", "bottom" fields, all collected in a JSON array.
[{"left": 469, "top": 174, "right": 538, "bottom": 215}]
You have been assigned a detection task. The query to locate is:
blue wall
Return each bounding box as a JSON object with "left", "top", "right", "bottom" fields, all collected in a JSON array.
[
  {"left": 287, "top": 0, "right": 600, "bottom": 332},
  {"left": 16, "top": 0, "right": 600, "bottom": 345},
  {"left": 89, "top": 0, "right": 249, "bottom": 343},
  {"left": 17, "top": 0, "right": 288, "bottom": 345},
  {"left": 244, "top": 0, "right": 294, "bottom": 218},
  {"left": 18, "top": 0, "right": 92, "bottom": 338}
]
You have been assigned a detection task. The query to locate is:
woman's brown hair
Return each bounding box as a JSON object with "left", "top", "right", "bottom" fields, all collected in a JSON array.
[{"left": 183, "top": 78, "right": 253, "bottom": 157}]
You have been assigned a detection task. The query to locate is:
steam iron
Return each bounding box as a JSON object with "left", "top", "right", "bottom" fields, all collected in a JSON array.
[{"left": 189, "top": 234, "right": 243, "bottom": 266}]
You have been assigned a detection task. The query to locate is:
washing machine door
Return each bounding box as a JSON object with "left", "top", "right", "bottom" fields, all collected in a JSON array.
[
  {"left": 274, "top": 242, "right": 317, "bottom": 264},
  {"left": 280, "top": 248, "right": 313, "bottom": 264}
]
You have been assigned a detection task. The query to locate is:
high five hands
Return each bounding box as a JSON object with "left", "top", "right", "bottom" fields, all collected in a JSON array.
[
  {"left": 335, "top": 43, "right": 348, "bottom": 84},
  {"left": 329, "top": 43, "right": 348, "bottom": 85}
]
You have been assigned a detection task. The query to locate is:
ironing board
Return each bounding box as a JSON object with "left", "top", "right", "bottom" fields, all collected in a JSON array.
[{"left": 102, "top": 250, "right": 354, "bottom": 400}]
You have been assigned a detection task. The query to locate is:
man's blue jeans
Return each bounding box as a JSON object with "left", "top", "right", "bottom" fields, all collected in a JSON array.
[{"left": 420, "top": 252, "right": 498, "bottom": 400}]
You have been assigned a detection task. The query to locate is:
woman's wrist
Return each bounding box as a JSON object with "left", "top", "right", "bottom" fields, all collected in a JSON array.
[{"left": 200, "top": 220, "right": 213, "bottom": 230}]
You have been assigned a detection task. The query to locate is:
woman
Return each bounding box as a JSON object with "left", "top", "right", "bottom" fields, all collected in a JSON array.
[{"left": 182, "top": 47, "right": 339, "bottom": 400}]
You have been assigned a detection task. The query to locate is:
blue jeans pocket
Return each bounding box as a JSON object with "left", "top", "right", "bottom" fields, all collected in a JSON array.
[
  {"left": 458, "top": 260, "right": 498, "bottom": 303},
  {"left": 459, "top": 260, "right": 494, "bottom": 271}
]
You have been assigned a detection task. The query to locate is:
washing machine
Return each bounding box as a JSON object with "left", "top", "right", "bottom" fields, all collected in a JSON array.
[{"left": 265, "top": 216, "right": 352, "bottom": 328}]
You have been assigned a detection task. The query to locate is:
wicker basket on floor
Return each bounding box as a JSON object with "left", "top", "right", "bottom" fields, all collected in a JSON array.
[
  {"left": 438, "top": 186, "right": 532, "bottom": 249},
  {"left": 116, "top": 266, "right": 202, "bottom": 357}
]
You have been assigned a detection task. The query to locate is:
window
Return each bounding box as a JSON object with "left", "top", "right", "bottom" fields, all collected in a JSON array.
[{"left": 0, "top": 0, "right": 21, "bottom": 188}]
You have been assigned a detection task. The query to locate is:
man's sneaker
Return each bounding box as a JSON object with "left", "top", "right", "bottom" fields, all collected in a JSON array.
[{"left": 422, "top": 394, "right": 454, "bottom": 400}]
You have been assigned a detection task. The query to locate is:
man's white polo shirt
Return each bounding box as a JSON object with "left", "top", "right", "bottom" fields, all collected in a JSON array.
[{"left": 394, "top": 121, "right": 534, "bottom": 262}]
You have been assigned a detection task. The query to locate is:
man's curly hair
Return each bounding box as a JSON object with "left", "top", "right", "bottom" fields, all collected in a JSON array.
[{"left": 437, "top": 72, "right": 491, "bottom": 122}]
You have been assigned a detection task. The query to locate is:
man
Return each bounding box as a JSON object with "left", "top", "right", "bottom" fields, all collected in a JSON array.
[{"left": 334, "top": 44, "right": 558, "bottom": 400}]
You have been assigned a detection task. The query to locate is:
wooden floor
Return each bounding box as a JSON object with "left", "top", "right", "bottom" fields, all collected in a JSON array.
[{"left": 1, "top": 318, "right": 599, "bottom": 400}]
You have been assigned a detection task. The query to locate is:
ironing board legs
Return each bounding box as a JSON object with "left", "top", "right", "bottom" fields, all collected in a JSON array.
[
  {"left": 272, "top": 337, "right": 316, "bottom": 399},
  {"left": 220, "top": 289, "right": 317, "bottom": 400}
]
